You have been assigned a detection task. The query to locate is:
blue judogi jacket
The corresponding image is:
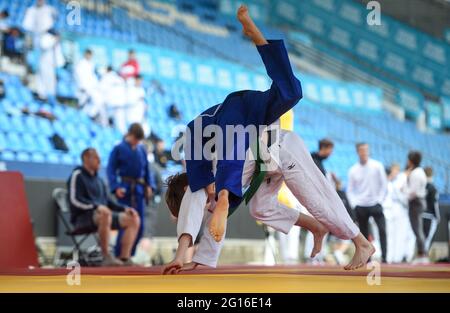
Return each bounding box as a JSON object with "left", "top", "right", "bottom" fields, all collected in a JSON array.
[
  {"left": 107, "top": 140, "right": 154, "bottom": 196},
  {"left": 185, "top": 40, "right": 302, "bottom": 208}
]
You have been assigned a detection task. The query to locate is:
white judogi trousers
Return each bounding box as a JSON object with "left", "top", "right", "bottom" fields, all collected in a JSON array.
[{"left": 178, "top": 129, "right": 360, "bottom": 267}]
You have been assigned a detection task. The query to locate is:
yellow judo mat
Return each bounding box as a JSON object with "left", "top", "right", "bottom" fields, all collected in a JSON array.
[{"left": 1, "top": 264, "right": 449, "bottom": 293}]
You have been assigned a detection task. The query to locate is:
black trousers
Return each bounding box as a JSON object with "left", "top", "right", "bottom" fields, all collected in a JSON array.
[
  {"left": 355, "top": 204, "right": 387, "bottom": 262},
  {"left": 408, "top": 198, "right": 426, "bottom": 256}
]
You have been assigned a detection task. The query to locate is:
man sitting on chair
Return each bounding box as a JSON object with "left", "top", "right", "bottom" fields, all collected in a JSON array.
[{"left": 68, "top": 148, "right": 140, "bottom": 266}]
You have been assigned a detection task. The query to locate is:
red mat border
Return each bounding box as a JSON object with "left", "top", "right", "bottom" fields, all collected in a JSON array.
[{"left": 1, "top": 264, "right": 449, "bottom": 279}]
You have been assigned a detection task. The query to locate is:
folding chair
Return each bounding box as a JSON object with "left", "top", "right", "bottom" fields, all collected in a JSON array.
[
  {"left": 52, "top": 188, "right": 101, "bottom": 266},
  {"left": 422, "top": 196, "right": 441, "bottom": 252}
]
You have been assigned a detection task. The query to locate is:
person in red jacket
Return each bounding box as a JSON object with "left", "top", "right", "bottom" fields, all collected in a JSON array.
[{"left": 120, "top": 49, "right": 140, "bottom": 80}]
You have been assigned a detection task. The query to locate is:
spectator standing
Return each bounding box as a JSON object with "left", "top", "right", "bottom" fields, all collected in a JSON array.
[
  {"left": 120, "top": 49, "right": 140, "bottom": 80},
  {"left": 36, "top": 30, "right": 64, "bottom": 104},
  {"left": 107, "top": 123, "right": 155, "bottom": 257},
  {"left": 423, "top": 167, "right": 440, "bottom": 252},
  {"left": 22, "top": 0, "right": 56, "bottom": 50},
  {"left": 126, "top": 74, "right": 148, "bottom": 131},
  {"left": 0, "top": 10, "right": 9, "bottom": 35},
  {"left": 404, "top": 151, "right": 428, "bottom": 262},
  {"left": 68, "top": 148, "right": 140, "bottom": 266},
  {"left": 74, "top": 49, "right": 106, "bottom": 125},
  {"left": 99, "top": 65, "right": 127, "bottom": 129},
  {"left": 311, "top": 138, "right": 334, "bottom": 176}
]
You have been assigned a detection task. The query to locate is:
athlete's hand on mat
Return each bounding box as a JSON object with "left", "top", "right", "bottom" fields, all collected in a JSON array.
[
  {"left": 115, "top": 188, "right": 126, "bottom": 198},
  {"left": 146, "top": 186, "right": 153, "bottom": 198},
  {"left": 162, "top": 259, "right": 183, "bottom": 275},
  {"left": 178, "top": 262, "right": 199, "bottom": 273},
  {"left": 206, "top": 183, "right": 216, "bottom": 201}
]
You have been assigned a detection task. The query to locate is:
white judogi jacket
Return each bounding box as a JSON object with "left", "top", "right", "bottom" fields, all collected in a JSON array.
[{"left": 36, "top": 32, "right": 64, "bottom": 98}]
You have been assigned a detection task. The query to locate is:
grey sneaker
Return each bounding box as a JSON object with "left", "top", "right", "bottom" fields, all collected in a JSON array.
[
  {"left": 102, "top": 255, "right": 124, "bottom": 267},
  {"left": 120, "top": 258, "right": 137, "bottom": 266}
]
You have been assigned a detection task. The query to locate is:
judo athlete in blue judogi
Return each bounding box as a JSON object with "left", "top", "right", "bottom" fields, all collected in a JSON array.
[
  {"left": 107, "top": 123, "right": 155, "bottom": 257},
  {"left": 162, "top": 6, "right": 375, "bottom": 274}
]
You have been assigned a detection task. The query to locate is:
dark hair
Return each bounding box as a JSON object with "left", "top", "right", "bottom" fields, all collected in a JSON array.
[
  {"left": 80, "top": 147, "right": 95, "bottom": 162},
  {"left": 127, "top": 123, "right": 145, "bottom": 140},
  {"left": 1, "top": 10, "right": 9, "bottom": 17},
  {"left": 319, "top": 138, "right": 334, "bottom": 150},
  {"left": 128, "top": 49, "right": 135, "bottom": 54},
  {"left": 84, "top": 49, "right": 93, "bottom": 56},
  {"left": 408, "top": 150, "right": 422, "bottom": 168},
  {"left": 48, "top": 28, "right": 58, "bottom": 36},
  {"left": 106, "top": 65, "right": 113, "bottom": 72},
  {"left": 165, "top": 173, "right": 189, "bottom": 217},
  {"left": 356, "top": 142, "right": 368, "bottom": 150}
]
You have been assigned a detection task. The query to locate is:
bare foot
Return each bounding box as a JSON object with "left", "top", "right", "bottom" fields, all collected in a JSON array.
[
  {"left": 344, "top": 234, "right": 375, "bottom": 270},
  {"left": 310, "top": 223, "right": 328, "bottom": 258},
  {"left": 209, "top": 197, "right": 228, "bottom": 242}
]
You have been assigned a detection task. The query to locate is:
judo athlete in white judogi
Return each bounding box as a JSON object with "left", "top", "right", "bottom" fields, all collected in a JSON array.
[
  {"left": 277, "top": 183, "right": 301, "bottom": 264},
  {"left": 273, "top": 110, "right": 300, "bottom": 265},
  {"left": 383, "top": 164, "right": 416, "bottom": 263},
  {"left": 162, "top": 6, "right": 374, "bottom": 274},
  {"left": 99, "top": 66, "right": 127, "bottom": 131},
  {"left": 36, "top": 30, "right": 64, "bottom": 103},
  {"left": 126, "top": 75, "right": 148, "bottom": 128}
]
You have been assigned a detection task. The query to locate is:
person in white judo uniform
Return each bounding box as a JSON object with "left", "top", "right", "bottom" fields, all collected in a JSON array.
[
  {"left": 162, "top": 6, "right": 375, "bottom": 274},
  {"left": 22, "top": 0, "right": 56, "bottom": 51}
]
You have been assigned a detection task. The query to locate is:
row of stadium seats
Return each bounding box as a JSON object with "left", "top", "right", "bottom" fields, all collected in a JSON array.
[
  {"left": 292, "top": 101, "right": 449, "bottom": 191},
  {"left": 1, "top": 0, "right": 283, "bottom": 67},
  {"left": 274, "top": 0, "right": 449, "bottom": 99},
  {"left": 4, "top": 0, "right": 448, "bottom": 99},
  {"left": 0, "top": 0, "right": 448, "bottom": 193},
  {"left": 1, "top": 69, "right": 449, "bottom": 192}
]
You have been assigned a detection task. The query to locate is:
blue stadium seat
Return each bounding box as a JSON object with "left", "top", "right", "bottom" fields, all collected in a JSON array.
[
  {"left": 52, "top": 120, "right": 66, "bottom": 136},
  {"left": 22, "top": 133, "right": 39, "bottom": 152},
  {"left": 36, "top": 135, "right": 53, "bottom": 153},
  {"left": 9, "top": 116, "right": 25, "bottom": 133},
  {"left": 46, "top": 152, "right": 60, "bottom": 164},
  {"left": 0, "top": 114, "right": 10, "bottom": 131},
  {"left": 61, "top": 153, "right": 75, "bottom": 165},
  {"left": 23, "top": 116, "right": 39, "bottom": 134},
  {"left": 36, "top": 118, "right": 54, "bottom": 136},
  {"left": 0, "top": 132, "right": 6, "bottom": 150}
]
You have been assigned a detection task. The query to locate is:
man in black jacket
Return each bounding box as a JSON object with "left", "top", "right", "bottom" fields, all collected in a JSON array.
[{"left": 68, "top": 148, "right": 140, "bottom": 266}]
